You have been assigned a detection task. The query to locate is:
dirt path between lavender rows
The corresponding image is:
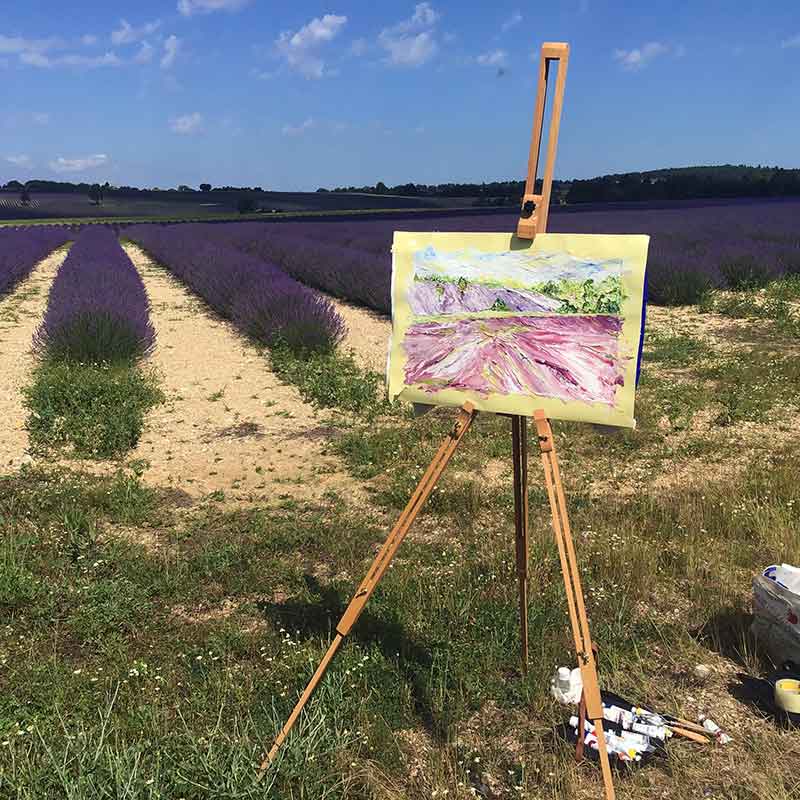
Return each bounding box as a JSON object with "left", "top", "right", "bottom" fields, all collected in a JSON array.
[
  {"left": 125, "top": 243, "right": 374, "bottom": 504},
  {"left": 0, "top": 247, "right": 69, "bottom": 472},
  {"left": 328, "top": 297, "right": 390, "bottom": 375}
]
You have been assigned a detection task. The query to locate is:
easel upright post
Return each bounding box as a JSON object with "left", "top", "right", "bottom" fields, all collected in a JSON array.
[
  {"left": 511, "top": 415, "right": 530, "bottom": 670},
  {"left": 517, "top": 43, "right": 570, "bottom": 240},
  {"left": 511, "top": 40, "right": 570, "bottom": 672}
]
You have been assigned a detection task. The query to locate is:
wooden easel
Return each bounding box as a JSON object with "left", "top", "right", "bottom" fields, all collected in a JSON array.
[{"left": 260, "top": 42, "right": 616, "bottom": 800}]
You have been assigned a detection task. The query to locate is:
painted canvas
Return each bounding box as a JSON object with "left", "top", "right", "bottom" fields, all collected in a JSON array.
[{"left": 388, "top": 232, "right": 649, "bottom": 427}]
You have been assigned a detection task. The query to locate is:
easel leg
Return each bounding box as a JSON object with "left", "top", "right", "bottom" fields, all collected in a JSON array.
[
  {"left": 533, "top": 411, "right": 615, "bottom": 800},
  {"left": 259, "top": 403, "right": 477, "bottom": 772},
  {"left": 511, "top": 415, "right": 530, "bottom": 672}
]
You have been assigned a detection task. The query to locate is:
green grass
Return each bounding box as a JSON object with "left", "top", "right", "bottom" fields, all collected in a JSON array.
[
  {"left": 24, "top": 361, "right": 163, "bottom": 459},
  {"left": 1, "top": 433, "right": 799, "bottom": 798},
  {"left": 0, "top": 205, "right": 472, "bottom": 229},
  {"left": 270, "top": 346, "right": 387, "bottom": 416},
  {"left": 700, "top": 276, "right": 800, "bottom": 335}
]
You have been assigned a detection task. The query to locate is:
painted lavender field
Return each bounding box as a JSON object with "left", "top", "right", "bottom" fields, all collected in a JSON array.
[
  {"left": 403, "top": 315, "right": 624, "bottom": 404},
  {"left": 398, "top": 242, "right": 632, "bottom": 406}
]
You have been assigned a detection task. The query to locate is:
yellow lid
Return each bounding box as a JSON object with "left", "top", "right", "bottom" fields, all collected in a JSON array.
[{"left": 775, "top": 679, "right": 800, "bottom": 714}]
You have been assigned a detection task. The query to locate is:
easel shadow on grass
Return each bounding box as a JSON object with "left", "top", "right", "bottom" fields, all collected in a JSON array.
[{"left": 257, "top": 574, "right": 453, "bottom": 741}]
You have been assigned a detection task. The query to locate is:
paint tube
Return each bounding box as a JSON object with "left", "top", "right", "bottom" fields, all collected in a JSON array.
[
  {"left": 570, "top": 716, "right": 654, "bottom": 761},
  {"left": 602, "top": 705, "right": 671, "bottom": 740},
  {"left": 700, "top": 717, "right": 732, "bottom": 744}
]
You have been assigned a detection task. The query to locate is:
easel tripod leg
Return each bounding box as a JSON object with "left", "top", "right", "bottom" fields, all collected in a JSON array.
[
  {"left": 258, "top": 403, "right": 476, "bottom": 772},
  {"left": 511, "top": 415, "right": 530, "bottom": 671},
  {"left": 533, "top": 411, "right": 615, "bottom": 800}
]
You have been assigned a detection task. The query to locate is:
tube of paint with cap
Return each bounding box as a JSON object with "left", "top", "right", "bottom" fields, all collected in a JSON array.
[{"left": 603, "top": 706, "right": 671, "bottom": 740}]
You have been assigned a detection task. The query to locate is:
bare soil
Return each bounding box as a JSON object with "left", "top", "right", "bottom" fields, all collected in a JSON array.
[
  {"left": 328, "top": 296, "right": 391, "bottom": 375},
  {"left": 124, "top": 243, "right": 365, "bottom": 504},
  {"left": 0, "top": 247, "right": 68, "bottom": 471}
]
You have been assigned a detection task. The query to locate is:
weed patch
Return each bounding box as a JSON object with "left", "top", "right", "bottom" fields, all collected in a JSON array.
[
  {"left": 24, "top": 361, "right": 163, "bottom": 459},
  {"left": 270, "top": 346, "right": 386, "bottom": 416}
]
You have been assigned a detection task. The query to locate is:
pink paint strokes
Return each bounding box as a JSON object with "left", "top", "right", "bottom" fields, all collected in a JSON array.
[
  {"left": 402, "top": 315, "right": 625, "bottom": 405},
  {"left": 408, "top": 281, "right": 561, "bottom": 315}
]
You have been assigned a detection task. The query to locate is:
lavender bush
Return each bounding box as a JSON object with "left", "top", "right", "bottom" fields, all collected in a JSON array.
[
  {"left": 127, "top": 225, "right": 345, "bottom": 353},
  {"left": 34, "top": 228, "right": 155, "bottom": 363},
  {"left": 0, "top": 227, "right": 70, "bottom": 298}
]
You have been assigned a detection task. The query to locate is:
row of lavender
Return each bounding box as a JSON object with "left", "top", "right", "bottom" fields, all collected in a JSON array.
[
  {"left": 34, "top": 228, "right": 155, "bottom": 363},
  {"left": 126, "top": 225, "right": 345, "bottom": 353},
  {"left": 0, "top": 227, "right": 70, "bottom": 298},
  {"left": 206, "top": 199, "right": 800, "bottom": 310}
]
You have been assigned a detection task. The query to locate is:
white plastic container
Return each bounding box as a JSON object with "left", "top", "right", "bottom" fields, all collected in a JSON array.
[{"left": 551, "top": 666, "right": 583, "bottom": 705}]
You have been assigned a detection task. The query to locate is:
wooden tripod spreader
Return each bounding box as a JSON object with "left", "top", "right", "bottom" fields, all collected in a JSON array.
[{"left": 517, "top": 42, "right": 570, "bottom": 240}]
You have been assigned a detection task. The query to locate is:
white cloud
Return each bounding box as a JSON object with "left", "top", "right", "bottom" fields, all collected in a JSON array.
[
  {"left": 134, "top": 41, "right": 154, "bottom": 64},
  {"left": 613, "top": 41, "right": 669, "bottom": 70},
  {"left": 21, "top": 50, "right": 123, "bottom": 69},
  {"left": 49, "top": 154, "right": 108, "bottom": 173},
  {"left": 6, "top": 155, "right": 32, "bottom": 168},
  {"left": 81, "top": 34, "right": 98, "bottom": 46},
  {"left": 177, "top": 0, "right": 251, "bottom": 17},
  {"left": 19, "top": 51, "right": 51, "bottom": 67},
  {"left": 477, "top": 49, "right": 507, "bottom": 67},
  {"left": 275, "top": 14, "right": 347, "bottom": 79},
  {"left": 781, "top": 33, "right": 800, "bottom": 49},
  {"left": 170, "top": 112, "right": 203, "bottom": 134},
  {"left": 111, "top": 19, "right": 161, "bottom": 46},
  {"left": 379, "top": 3, "right": 441, "bottom": 67},
  {"left": 0, "top": 34, "right": 60, "bottom": 55},
  {"left": 282, "top": 118, "right": 314, "bottom": 136},
  {"left": 501, "top": 11, "right": 522, "bottom": 32},
  {"left": 161, "top": 35, "right": 181, "bottom": 69}
]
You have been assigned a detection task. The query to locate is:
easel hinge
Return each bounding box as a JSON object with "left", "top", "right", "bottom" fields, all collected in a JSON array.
[{"left": 533, "top": 412, "right": 553, "bottom": 452}]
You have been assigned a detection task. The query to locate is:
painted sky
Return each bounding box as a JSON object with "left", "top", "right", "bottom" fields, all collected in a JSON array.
[
  {"left": 413, "top": 246, "right": 623, "bottom": 287},
  {"left": 2, "top": 1, "right": 799, "bottom": 189}
]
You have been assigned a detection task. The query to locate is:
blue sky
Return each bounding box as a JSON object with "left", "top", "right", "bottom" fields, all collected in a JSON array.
[{"left": 2, "top": 1, "right": 799, "bottom": 190}]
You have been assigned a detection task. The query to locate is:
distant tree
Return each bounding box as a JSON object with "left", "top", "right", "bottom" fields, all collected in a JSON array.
[
  {"left": 178, "top": 184, "right": 193, "bottom": 192},
  {"left": 6, "top": 180, "right": 24, "bottom": 191},
  {"left": 88, "top": 184, "right": 103, "bottom": 205},
  {"left": 237, "top": 194, "right": 258, "bottom": 214},
  {"left": 252, "top": 186, "right": 263, "bottom": 193},
  {"left": 316, "top": 187, "right": 329, "bottom": 193},
  {"left": 374, "top": 181, "right": 388, "bottom": 194},
  {"left": 200, "top": 183, "right": 212, "bottom": 192},
  {"left": 20, "top": 187, "right": 31, "bottom": 206}
]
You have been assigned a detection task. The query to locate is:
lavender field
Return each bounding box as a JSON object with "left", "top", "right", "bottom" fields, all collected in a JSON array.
[
  {"left": 0, "top": 227, "right": 69, "bottom": 297},
  {"left": 158, "top": 197, "right": 799, "bottom": 314},
  {"left": 1, "top": 197, "right": 799, "bottom": 800}
]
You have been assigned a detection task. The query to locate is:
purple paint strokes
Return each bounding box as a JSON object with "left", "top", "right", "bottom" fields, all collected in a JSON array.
[
  {"left": 402, "top": 315, "right": 624, "bottom": 405},
  {"left": 408, "top": 281, "right": 561, "bottom": 315}
]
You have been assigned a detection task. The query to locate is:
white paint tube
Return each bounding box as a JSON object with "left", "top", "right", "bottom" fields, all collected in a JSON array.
[
  {"left": 570, "top": 716, "right": 654, "bottom": 761},
  {"left": 603, "top": 705, "right": 671, "bottom": 740}
]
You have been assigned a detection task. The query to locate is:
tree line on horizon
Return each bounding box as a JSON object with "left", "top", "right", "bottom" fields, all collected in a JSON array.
[
  {"left": 3, "top": 165, "right": 799, "bottom": 207},
  {"left": 328, "top": 165, "right": 800, "bottom": 204}
]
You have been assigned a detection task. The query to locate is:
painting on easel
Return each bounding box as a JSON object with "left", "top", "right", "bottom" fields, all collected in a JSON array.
[{"left": 388, "top": 231, "right": 649, "bottom": 427}]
